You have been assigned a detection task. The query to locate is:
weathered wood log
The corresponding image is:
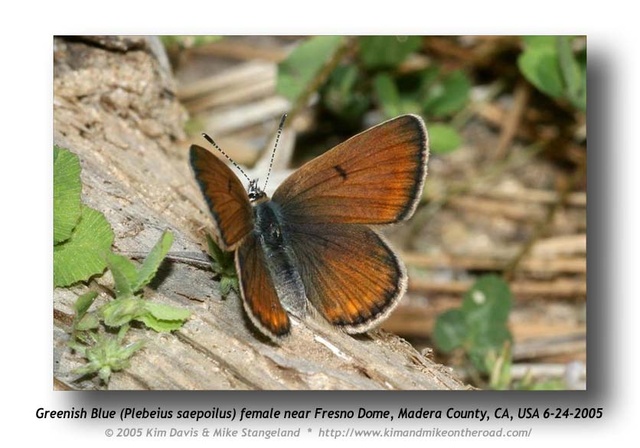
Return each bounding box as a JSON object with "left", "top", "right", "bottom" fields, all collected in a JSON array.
[{"left": 52, "top": 36, "right": 468, "bottom": 390}]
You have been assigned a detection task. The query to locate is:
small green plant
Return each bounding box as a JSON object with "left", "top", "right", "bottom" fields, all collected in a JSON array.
[
  {"left": 54, "top": 147, "right": 114, "bottom": 287},
  {"left": 69, "top": 230, "right": 191, "bottom": 383},
  {"left": 370, "top": 65, "right": 471, "bottom": 154},
  {"left": 518, "top": 36, "right": 586, "bottom": 111},
  {"left": 433, "top": 275, "right": 567, "bottom": 389},
  {"left": 101, "top": 231, "right": 189, "bottom": 331},
  {"left": 485, "top": 342, "right": 566, "bottom": 390},
  {"left": 70, "top": 311, "right": 145, "bottom": 384},
  {"left": 206, "top": 234, "right": 239, "bottom": 298},
  {"left": 54, "top": 145, "right": 191, "bottom": 384},
  {"left": 276, "top": 36, "right": 471, "bottom": 153},
  {"left": 433, "top": 275, "right": 513, "bottom": 382}
]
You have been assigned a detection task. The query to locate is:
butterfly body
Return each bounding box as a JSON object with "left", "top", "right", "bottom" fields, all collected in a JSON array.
[
  {"left": 190, "top": 114, "right": 429, "bottom": 340},
  {"left": 252, "top": 200, "right": 308, "bottom": 320}
]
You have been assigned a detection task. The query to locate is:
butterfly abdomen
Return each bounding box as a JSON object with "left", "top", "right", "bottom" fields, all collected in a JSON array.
[{"left": 253, "top": 201, "right": 308, "bottom": 319}]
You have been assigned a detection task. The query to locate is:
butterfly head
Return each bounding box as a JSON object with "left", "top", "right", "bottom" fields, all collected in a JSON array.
[{"left": 248, "top": 179, "right": 267, "bottom": 203}]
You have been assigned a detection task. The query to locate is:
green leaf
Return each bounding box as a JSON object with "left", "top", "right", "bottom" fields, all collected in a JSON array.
[
  {"left": 102, "top": 296, "right": 190, "bottom": 332},
  {"left": 418, "top": 66, "right": 440, "bottom": 88},
  {"left": 519, "top": 50, "right": 564, "bottom": 98},
  {"left": 518, "top": 37, "right": 564, "bottom": 99},
  {"left": 467, "top": 324, "right": 512, "bottom": 372},
  {"left": 276, "top": 36, "right": 345, "bottom": 102},
  {"left": 321, "top": 65, "right": 371, "bottom": 123},
  {"left": 134, "top": 230, "right": 174, "bottom": 291},
  {"left": 101, "top": 297, "right": 146, "bottom": 328},
  {"left": 433, "top": 275, "right": 514, "bottom": 376},
  {"left": 207, "top": 234, "right": 238, "bottom": 280},
  {"left": 428, "top": 124, "right": 462, "bottom": 154},
  {"left": 557, "top": 36, "right": 586, "bottom": 111},
  {"left": 373, "top": 73, "right": 402, "bottom": 118},
  {"left": 557, "top": 37, "right": 580, "bottom": 98},
  {"left": 53, "top": 147, "right": 82, "bottom": 244},
  {"left": 519, "top": 36, "right": 586, "bottom": 111},
  {"left": 462, "top": 275, "right": 513, "bottom": 373},
  {"left": 569, "top": 55, "right": 587, "bottom": 111},
  {"left": 75, "top": 313, "right": 100, "bottom": 331},
  {"left": 423, "top": 70, "right": 471, "bottom": 117},
  {"left": 469, "top": 345, "right": 496, "bottom": 374},
  {"left": 433, "top": 309, "right": 467, "bottom": 353},
  {"left": 206, "top": 233, "right": 238, "bottom": 289},
  {"left": 358, "top": 36, "right": 421, "bottom": 70},
  {"left": 219, "top": 276, "right": 239, "bottom": 297},
  {"left": 137, "top": 314, "right": 190, "bottom": 332},
  {"left": 73, "top": 290, "right": 98, "bottom": 320},
  {"left": 521, "top": 35, "right": 557, "bottom": 50},
  {"left": 138, "top": 301, "right": 191, "bottom": 332},
  {"left": 470, "top": 320, "right": 512, "bottom": 345},
  {"left": 54, "top": 206, "right": 115, "bottom": 287},
  {"left": 461, "top": 274, "right": 512, "bottom": 325},
  {"left": 106, "top": 253, "right": 139, "bottom": 296},
  {"left": 143, "top": 301, "right": 191, "bottom": 322},
  {"left": 72, "top": 291, "right": 100, "bottom": 333}
]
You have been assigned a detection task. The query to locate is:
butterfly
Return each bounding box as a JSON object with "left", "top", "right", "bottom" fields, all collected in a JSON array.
[{"left": 190, "top": 114, "right": 429, "bottom": 340}]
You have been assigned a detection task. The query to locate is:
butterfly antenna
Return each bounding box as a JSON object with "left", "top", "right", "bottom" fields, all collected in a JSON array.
[
  {"left": 263, "top": 113, "right": 287, "bottom": 191},
  {"left": 201, "top": 132, "right": 252, "bottom": 184}
]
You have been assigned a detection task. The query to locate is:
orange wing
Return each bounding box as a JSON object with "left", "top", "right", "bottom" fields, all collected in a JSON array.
[
  {"left": 272, "top": 115, "right": 428, "bottom": 225},
  {"left": 286, "top": 222, "right": 406, "bottom": 333},
  {"left": 236, "top": 232, "right": 291, "bottom": 338},
  {"left": 190, "top": 145, "right": 253, "bottom": 251}
]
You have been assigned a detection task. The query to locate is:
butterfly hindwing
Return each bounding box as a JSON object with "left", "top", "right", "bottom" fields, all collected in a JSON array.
[
  {"left": 284, "top": 221, "right": 406, "bottom": 333},
  {"left": 236, "top": 232, "right": 291, "bottom": 338}
]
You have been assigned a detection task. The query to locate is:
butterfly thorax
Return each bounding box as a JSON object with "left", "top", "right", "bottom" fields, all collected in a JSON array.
[{"left": 253, "top": 200, "right": 308, "bottom": 318}]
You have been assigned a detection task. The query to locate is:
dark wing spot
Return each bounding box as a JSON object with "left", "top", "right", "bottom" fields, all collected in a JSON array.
[{"left": 334, "top": 164, "right": 348, "bottom": 180}]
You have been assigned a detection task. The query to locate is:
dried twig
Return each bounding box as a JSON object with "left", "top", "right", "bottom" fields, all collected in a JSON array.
[{"left": 494, "top": 80, "right": 531, "bottom": 159}]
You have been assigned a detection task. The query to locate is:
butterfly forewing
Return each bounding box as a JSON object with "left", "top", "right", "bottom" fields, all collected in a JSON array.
[
  {"left": 190, "top": 145, "right": 254, "bottom": 251},
  {"left": 285, "top": 222, "right": 405, "bottom": 332},
  {"left": 272, "top": 115, "right": 428, "bottom": 225}
]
